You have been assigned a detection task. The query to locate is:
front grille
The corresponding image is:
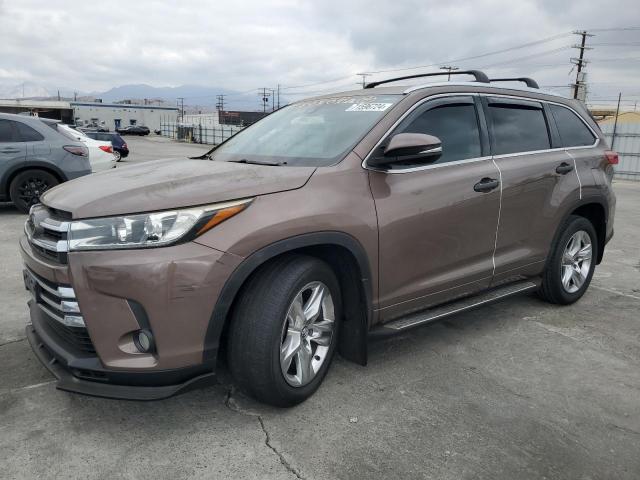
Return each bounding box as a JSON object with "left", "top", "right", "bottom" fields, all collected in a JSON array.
[
  {"left": 24, "top": 267, "right": 95, "bottom": 354},
  {"left": 24, "top": 204, "right": 70, "bottom": 264}
]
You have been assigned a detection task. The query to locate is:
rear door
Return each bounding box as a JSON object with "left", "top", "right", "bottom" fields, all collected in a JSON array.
[
  {"left": 369, "top": 95, "right": 502, "bottom": 321},
  {"left": 0, "top": 119, "right": 27, "bottom": 165},
  {"left": 485, "top": 96, "right": 581, "bottom": 283}
]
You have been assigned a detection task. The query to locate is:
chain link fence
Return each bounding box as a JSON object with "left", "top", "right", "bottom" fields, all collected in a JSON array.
[{"left": 160, "top": 121, "right": 244, "bottom": 145}]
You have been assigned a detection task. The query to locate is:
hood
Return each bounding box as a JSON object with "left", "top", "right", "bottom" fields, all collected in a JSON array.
[{"left": 42, "top": 158, "right": 316, "bottom": 218}]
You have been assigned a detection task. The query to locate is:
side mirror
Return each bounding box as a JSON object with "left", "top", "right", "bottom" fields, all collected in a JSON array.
[
  {"left": 369, "top": 133, "right": 442, "bottom": 167},
  {"left": 384, "top": 132, "right": 442, "bottom": 158}
]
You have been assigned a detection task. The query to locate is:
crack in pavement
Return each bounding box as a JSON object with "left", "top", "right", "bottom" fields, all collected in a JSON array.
[
  {"left": 224, "top": 386, "right": 306, "bottom": 480},
  {"left": 0, "top": 337, "right": 26, "bottom": 348}
]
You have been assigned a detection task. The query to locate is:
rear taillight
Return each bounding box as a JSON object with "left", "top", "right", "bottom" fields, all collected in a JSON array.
[
  {"left": 123, "top": 143, "right": 127, "bottom": 149},
  {"left": 99, "top": 145, "right": 113, "bottom": 154},
  {"left": 604, "top": 150, "right": 619, "bottom": 165},
  {"left": 63, "top": 145, "right": 89, "bottom": 157}
]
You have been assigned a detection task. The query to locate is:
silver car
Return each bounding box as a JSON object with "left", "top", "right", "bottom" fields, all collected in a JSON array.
[{"left": 0, "top": 113, "right": 91, "bottom": 212}]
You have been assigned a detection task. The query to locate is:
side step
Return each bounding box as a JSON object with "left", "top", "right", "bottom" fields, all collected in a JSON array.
[{"left": 370, "top": 280, "right": 539, "bottom": 338}]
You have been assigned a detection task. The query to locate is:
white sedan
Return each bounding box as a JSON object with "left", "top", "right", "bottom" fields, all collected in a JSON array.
[{"left": 56, "top": 124, "right": 117, "bottom": 172}]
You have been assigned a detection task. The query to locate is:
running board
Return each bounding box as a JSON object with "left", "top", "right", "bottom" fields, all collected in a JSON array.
[{"left": 370, "top": 280, "right": 539, "bottom": 337}]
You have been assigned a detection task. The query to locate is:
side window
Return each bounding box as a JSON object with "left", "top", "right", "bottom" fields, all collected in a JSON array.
[
  {"left": 0, "top": 120, "right": 17, "bottom": 142},
  {"left": 550, "top": 104, "right": 596, "bottom": 147},
  {"left": 488, "top": 101, "right": 550, "bottom": 155},
  {"left": 14, "top": 122, "right": 44, "bottom": 142},
  {"left": 396, "top": 100, "right": 482, "bottom": 165}
]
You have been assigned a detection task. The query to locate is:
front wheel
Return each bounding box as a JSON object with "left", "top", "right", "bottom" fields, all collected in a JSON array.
[
  {"left": 9, "top": 170, "right": 59, "bottom": 213},
  {"left": 539, "top": 215, "right": 597, "bottom": 304},
  {"left": 227, "top": 255, "right": 341, "bottom": 407}
]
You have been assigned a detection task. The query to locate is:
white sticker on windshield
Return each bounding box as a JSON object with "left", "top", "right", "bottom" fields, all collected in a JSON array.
[{"left": 345, "top": 103, "right": 393, "bottom": 112}]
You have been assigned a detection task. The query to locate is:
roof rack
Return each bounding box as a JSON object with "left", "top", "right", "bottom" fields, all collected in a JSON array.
[
  {"left": 488, "top": 77, "right": 539, "bottom": 89},
  {"left": 364, "top": 70, "right": 490, "bottom": 89}
]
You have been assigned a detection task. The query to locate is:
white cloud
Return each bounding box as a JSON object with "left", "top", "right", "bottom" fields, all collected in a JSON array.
[{"left": 0, "top": 0, "right": 639, "bottom": 105}]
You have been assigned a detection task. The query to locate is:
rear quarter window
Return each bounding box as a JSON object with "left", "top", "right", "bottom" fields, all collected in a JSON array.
[
  {"left": 14, "top": 122, "right": 44, "bottom": 142},
  {"left": 550, "top": 104, "right": 596, "bottom": 147}
]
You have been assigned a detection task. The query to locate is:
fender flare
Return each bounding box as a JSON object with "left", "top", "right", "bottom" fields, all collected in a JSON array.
[
  {"left": 548, "top": 194, "right": 609, "bottom": 265},
  {"left": 1, "top": 161, "right": 68, "bottom": 197},
  {"left": 202, "top": 231, "right": 373, "bottom": 364}
]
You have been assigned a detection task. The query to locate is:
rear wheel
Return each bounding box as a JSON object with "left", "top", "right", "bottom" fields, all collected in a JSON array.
[
  {"left": 9, "top": 170, "right": 59, "bottom": 213},
  {"left": 227, "top": 255, "right": 341, "bottom": 407},
  {"left": 539, "top": 215, "right": 597, "bottom": 304},
  {"left": 113, "top": 150, "right": 122, "bottom": 161}
]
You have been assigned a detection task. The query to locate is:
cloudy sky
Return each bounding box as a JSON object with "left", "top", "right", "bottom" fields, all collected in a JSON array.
[{"left": 1, "top": 0, "right": 639, "bottom": 108}]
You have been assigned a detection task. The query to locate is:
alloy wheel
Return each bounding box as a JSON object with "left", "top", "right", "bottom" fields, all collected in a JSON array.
[
  {"left": 561, "top": 230, "right": 593, "bottom": 293},
  {"left": 280, "top": 281, "right": 335, "bottom": 387},
  {"left": 18, "top": 177, "right": 50, "bottom": 208}
]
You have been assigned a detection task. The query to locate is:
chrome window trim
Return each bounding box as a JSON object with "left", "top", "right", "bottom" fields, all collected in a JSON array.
[{"left": 361, "top": 92, "right": 600, "bottom": 174}]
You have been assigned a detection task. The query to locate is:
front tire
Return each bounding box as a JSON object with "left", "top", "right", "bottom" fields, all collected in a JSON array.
[
  {"left": 539, "top": 215, "right": 597, "bottom": 305},
  {"left": 228, "top": 255, "right": 341, "bottom": 407},
  {"left": 9, "top": 170, "right": 59, "bottom": 213}
]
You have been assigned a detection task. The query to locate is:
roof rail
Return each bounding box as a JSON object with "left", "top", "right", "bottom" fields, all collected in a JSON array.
[
  {"left": 488, "top": 77, "right": 539, "bottom": 89},
  {"left": 364, "top": 70, "right": 490, "bottom": 89}
]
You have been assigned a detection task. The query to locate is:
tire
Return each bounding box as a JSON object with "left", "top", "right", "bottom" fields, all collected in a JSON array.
[
  {"left": 538, "top": 215, "right": 598, "bottom": 305},
  {"left": 228, "top": 254, "right": 342, "bottom": 407},
  {"left": 113, "top": 150, "right": 122, "bottom": 162},
  {"left": 9, "top": 170, "right": 59, "bottom": 214}
]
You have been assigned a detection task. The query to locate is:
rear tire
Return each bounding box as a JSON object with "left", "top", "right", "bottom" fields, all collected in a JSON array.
[
  {"left": 113, "top": 150, "right": 122, "bottom": 162},
  {"left": 227, "top": 255, "right": 342, "bottom": 407},
  {"left": 9, "top": 170, "right": 59, "bottom": 213},
  {"left": 538, "top": 215, "right": 597, "bottom": 305}
]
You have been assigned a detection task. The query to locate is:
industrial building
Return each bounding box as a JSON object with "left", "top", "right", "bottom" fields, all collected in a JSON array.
[
  {"left": 0, "top": 99, "right": 178, "bottom": 131},
  {"left": 599, "top": 112, "right": 640, "bottom": 181}
]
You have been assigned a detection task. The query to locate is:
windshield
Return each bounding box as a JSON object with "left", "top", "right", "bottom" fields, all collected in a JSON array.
[{"left": 212, "top": 94, "right": 400, "bottom": 166}]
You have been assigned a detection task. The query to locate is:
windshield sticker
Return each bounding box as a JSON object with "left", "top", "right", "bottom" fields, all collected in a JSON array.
[{"left": 345, "top": 103, "right": 393, "bottom": 112}]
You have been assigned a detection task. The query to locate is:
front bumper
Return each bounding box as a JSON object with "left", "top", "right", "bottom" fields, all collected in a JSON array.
[{"left": 26, "top": 303, "right": 216, "bottom": 400}]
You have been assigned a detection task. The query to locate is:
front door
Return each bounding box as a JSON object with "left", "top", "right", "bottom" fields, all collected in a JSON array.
[{"left": 368, "top": 95, "right": 502, "bottom": 321}]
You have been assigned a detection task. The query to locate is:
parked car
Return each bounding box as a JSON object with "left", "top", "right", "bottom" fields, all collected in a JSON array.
[
  {"left": 20, "top": 71, "right": 616, "bottom": 407},
  {"left": 0, "top": 113, "right": 91, "bottom": 212},
  {"left": 83, "top": 131, "right": 129, "bottom": 161},
  {"left": 47, "top": 123, "right": 117, "bottom": 172},
  {"left": 116, "top": 125, "right": 150, "bottom": 136}
]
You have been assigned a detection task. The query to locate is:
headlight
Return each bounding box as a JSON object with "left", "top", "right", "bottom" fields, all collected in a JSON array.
[{"left": 67, "top": 198, "right": 252, "bottom": 251}]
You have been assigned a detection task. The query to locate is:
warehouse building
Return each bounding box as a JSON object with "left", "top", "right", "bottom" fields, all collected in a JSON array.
[
  {"left": 71, "top": 101, "right": 178, "bottom": 131},
  {"left": 0, "top": 99, "right": 178, "bottom": 131}
]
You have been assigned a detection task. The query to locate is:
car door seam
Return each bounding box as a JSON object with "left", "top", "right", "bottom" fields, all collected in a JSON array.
[
  {"left": 490, "top": 158, "right": 503, "bottom": 276},
  {"left": 564, "top": 150, "right": 582, "bottom": 200}
]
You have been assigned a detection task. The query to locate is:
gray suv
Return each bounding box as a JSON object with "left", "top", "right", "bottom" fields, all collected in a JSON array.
[
  {"left": 20, "top": 71, "right": 616, "bottom": 406},
  {"left": 0, "top": 113, "right": 91, "bottom": 212}
]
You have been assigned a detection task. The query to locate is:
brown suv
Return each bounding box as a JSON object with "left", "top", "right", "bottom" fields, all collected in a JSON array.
[{"left": 20, "top": 70, "right": 617, "bottom": 406}]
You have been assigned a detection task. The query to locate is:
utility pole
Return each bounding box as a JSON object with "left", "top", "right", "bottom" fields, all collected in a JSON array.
[
  {"left": 177, "top": 97, "right": 185, "bottom": 122},
  {"left": 269, "top": 88, "right": 276, "bottom": 112},
  {"left": 258, "top": 88, "right": 271, "bottom": 113},
  {"left": 571, "top": 30, "right": 594, "bottom": 100},
  {"left": 439, "top": 65, "right": 459, "bottom": 81},
  {"left": 356, "top": 73, "right": 372, "bottom": 89},
  {"left": 611, "top": 93, "right": 622, "bottom": 150},
  {"left": 216, "top": 94, "right": 226, "bottom": 112},
  {"left": 276, "top": 84, "right": 281, "bottom": 110}
]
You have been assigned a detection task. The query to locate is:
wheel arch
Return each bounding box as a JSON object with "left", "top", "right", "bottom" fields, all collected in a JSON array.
[
  {"left": 204, "top": 232, "right": 373, "bottom": 368},
  {"left": 1, "top": 162, "right": 67, "bottom": 198},
  {"left": 554, "top": 196, "right": 608, "bottom": 265}
]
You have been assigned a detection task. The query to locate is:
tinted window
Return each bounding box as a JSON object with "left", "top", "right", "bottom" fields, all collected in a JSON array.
[
  {"left": 550, "top": 104, "right": 595, "bottom": 147},
  {"left": 489, "top": 103, "right": 550, "bottom": 155},
  {"left": 0, "top": 120, "right": 17, "bottom": 142},
  {"left": 14, "top": 122, "right": 44, "bottom": 142},
  {"left": 398, "top": 101, "right": 482, "bottom": 164}
]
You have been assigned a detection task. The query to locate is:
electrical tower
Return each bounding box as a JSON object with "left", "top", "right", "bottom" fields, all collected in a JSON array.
[
  {"left": 177, "top": 97, "right": 185, "bottom": 122},
  {"left": 216, "top": 95, "right": 226, "bottom": 111},
  {"left": 439, "top": 65, "right": 459, "bottom": 81},
  {"left": 259, "top": 88, "right": 271, "bottom": 113},
  {"left": 571, "top": 30, "right": 594, "bottom": 101},
  {"left": 356, "top": 73, "right": 372, "bottom": 88}
]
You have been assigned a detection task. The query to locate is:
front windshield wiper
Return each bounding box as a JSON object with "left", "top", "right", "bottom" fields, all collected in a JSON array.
[{"left": 227, "top": 158, "right": 285, "bottom": 166}]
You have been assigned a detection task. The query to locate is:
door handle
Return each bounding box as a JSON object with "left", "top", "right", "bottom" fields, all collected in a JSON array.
[
  {"left": 474, "top": 177, "right": 500, "bottom": 193},
  {"left": 0, "top": 148, "right": 20, "bottom": 153},
  {"left": 556, "top": 162, "right": 574, "bottom": 175}
]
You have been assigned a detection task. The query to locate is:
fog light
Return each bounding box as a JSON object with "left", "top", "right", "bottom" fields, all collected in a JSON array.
[{"left": 133, "top": 329, "right": 155, "bottom": 353}]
